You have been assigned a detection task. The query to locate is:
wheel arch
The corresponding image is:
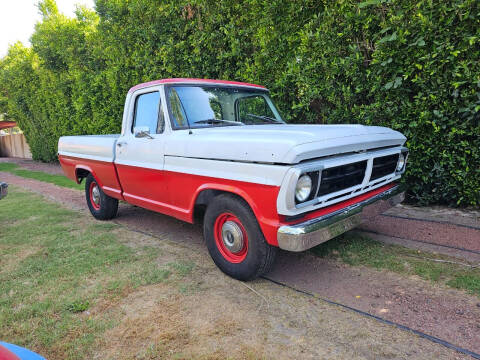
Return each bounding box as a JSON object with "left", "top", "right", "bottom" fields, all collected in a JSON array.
[
  {"left": 75, "top": 165, "right": 102, "bottom": 187},
  {"left": 191, "top": 184, "right": 260, "bottom": 225}
]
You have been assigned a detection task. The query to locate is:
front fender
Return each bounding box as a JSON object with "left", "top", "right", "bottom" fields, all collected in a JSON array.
[{"left": 190, "top": 182, "right": 282, "bottom": 246}]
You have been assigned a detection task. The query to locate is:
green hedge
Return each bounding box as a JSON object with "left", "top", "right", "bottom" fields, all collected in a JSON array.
[{"left": 0, "top": 0, "right": 479, "bottom": 206}]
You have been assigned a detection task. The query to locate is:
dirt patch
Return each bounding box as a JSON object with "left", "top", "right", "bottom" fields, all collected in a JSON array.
[
  {"left": 0, "top": 245, "right": 42, "bottom": 274},
  {"left": 94, "top": 283, "right": 265, "bottom": 360},
  {"left": 92, "top": 270, "right": 469, "bottom": 360}
]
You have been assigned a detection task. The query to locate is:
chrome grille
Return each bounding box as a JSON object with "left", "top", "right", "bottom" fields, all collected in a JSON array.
[
  {"left": 317, "top": 160, "right": 367, "bottom": 196},
  {"left": 371, "top": 154, "right": 399, "bottom": 180},
  {"left": 291, "top": 147, "right": 407, "bottom": 213}
]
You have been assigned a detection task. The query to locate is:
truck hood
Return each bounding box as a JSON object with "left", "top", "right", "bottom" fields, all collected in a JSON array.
[{"left": 165, "top": 124, "right": 406, "bottom": 164}]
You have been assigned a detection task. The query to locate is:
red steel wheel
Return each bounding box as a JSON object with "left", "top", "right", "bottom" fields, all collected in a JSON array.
[
  {"left": 85, "top": 174, "right": 118, "bottom": 220},
  {"left": 213, "top": 212, "right": 249, "bottom": 263},
  {"left": 89, "top": 180, "right": 101, "bottom": 210},
  {"left": 204, "top": 194, "right": 277, "bottom": 280}
]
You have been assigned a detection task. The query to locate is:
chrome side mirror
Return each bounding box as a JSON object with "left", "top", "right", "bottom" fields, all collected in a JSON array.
[{"left": 134, "top": 126, "right": 153, "bottom": 139}]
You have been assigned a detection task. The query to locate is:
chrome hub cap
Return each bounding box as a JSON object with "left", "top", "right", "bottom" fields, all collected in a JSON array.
[
  {"left": 91, "top": 185, "right": 101, "bottom": 207},
  {"left": 221, "top": 221, "right": 244, "bottom": 253}
]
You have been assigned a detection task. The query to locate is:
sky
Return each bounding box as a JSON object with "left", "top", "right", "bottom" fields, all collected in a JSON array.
[{"left": 0, "top": 0, "right": 95, "bottom": 57}]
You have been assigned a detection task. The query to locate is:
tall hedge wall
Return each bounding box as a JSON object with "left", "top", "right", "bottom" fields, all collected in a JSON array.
[{"left": 0, "top": 0, "right": 479, "bottom": 206}]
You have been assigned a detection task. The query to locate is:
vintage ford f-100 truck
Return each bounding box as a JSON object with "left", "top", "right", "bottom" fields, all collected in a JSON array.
[{"left": 58, "top": 78, "right": 408, "bottom": 280}]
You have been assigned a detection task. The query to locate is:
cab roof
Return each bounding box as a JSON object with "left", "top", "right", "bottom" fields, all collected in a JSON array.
[{"left": 128, "top": 78, "right": 267, "bottom": 93}]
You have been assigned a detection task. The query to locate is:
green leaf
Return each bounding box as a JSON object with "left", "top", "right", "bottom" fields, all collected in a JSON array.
[
  {"left": 393, "top": 77, "right": 402, "bottom": 88},
  {"left": 358, "top": 0, "right": 386, "bottom": 8}
]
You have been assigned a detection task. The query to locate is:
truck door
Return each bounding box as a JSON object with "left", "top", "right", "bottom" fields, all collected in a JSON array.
[{"left": 115, "top": 87, "right": 169, "bottom": 210}]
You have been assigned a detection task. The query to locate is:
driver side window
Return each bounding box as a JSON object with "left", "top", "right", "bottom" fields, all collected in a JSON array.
[
  {"left": 132, "top": 91, "right": 163, "bottom": 134},
  {"left": 236, "top": 95, "right": 275, "bottom": 124}
]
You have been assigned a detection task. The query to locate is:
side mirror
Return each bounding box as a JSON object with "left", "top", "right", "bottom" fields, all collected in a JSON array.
[{"left": 134, "top": 126, "right": 153, "bottom": 139}]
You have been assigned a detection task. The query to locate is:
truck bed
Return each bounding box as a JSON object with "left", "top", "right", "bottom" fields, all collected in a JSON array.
[
  {"left": 58, "top": 134, "right": 119, "bottom": 162},
  {"left": 58, "top": 134, "right": 123, "bottom": 199}
]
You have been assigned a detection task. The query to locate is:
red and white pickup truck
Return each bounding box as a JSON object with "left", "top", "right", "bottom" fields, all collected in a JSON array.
[{"left": 59, "top": 78, "right": 408, "bottom": 280}]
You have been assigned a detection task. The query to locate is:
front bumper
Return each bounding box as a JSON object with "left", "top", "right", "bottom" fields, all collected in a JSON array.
[
  {"left": 0, "top": 182, "right": 8, "bottom": 200},
  {"left": 277, "top": 185, "right": 404, "bottom": 252}
]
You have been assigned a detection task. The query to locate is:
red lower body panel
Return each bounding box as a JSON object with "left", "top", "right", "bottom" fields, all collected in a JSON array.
[
  {"left": 58, "top": 155, "right": 123, "bottom": 199},
  {"left": 115, "top": 163, "right": 281, "bottom": 243}
]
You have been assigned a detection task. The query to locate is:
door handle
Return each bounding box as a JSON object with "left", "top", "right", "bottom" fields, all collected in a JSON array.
[{"left": 117, "top": 141, "right": 127, "bottom": 147}]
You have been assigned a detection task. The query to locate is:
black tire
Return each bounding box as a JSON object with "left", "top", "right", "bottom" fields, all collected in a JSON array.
[
  {"left": 203, "top": 194, "right": 277, "bottom": 281},
  {"left": 85, "top": 174, "right": 118, "bottom": 220}
]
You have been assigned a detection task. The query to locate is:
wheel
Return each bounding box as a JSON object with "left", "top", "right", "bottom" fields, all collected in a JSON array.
[
  {"left": 203, "top": 194, "right": 277, "bottom": 281},
  {"left": 85, "top": 174, "right": 118, "bottom": 220}
]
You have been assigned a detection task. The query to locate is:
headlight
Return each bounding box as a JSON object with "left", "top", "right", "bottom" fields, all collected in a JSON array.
[
  {"left": 295, "top": 174, "right": 313, "bottom": 202},
  {"left": 396, "top": 153, "right": 406, "bottom": 172}
]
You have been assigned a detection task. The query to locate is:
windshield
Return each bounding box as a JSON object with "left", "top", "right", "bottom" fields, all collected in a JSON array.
[{"left": 166, "top": 85, "right": 285, "bottom": 129}]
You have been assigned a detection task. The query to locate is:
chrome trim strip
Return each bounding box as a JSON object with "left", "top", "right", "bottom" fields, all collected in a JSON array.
[
  {"left": 58, "top": 151, "right": 113, "bottom": 163},
  {"left": 277, "top": 185, "right": 405, "bottom": 252}
]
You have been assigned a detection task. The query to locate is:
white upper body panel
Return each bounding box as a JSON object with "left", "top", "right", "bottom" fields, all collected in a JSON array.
[{"left": 58, "top": 123, "right": 405, "bottom": 166}]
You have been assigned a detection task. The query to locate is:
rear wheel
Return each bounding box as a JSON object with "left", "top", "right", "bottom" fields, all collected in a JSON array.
[
  {"left": 85, "top": 174, "right": 118, "bottom": 220},
  {"left": 204, "top": 194, "right": 277, "bottom": 281}
]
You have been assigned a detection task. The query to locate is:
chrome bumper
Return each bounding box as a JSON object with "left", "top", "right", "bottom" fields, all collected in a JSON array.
[
  {"left": 277, "top": 185, "right": 404, "bottom": 252},
  {"left": 0, "top": 182, "right": 7, "bottom": 200}
]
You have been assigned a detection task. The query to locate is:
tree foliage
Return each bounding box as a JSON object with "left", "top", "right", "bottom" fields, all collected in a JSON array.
[{"left": 0, "top": 0, "right": 478, "bottom": 206}]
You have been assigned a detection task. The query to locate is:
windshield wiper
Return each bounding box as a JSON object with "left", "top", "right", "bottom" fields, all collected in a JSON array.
[
  {"left": 246, "top": 114, "right": 283, "bottom": 124},
  {"left": 195, "top": 119, "right": 243, "bottom": 126}
]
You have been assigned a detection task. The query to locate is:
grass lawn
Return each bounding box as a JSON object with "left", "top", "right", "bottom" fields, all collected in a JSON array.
[
  {"left": 0, "top": 163, "right": 82, "bottom": 190},
  {"left": 311, "top": 232, "right": 480, "bottom": 296},
  {"left": 0, "top": 186, "right": 191, "bottom": 359}
]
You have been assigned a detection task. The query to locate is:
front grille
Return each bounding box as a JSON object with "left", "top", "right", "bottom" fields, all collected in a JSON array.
[
  {"left": 317, "top": 160, "right": 367, "bottom": 196},
  {"left": 371, "top": 154, "right": 399, "bottom": 180}
]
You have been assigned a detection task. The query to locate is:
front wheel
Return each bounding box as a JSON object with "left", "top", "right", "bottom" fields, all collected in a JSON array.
[
  {"left": 203, "top": 194, "right": 277, "bottom": 281},
  {"left": 85, "top": 174, "right": 118, "bottom": 220}
]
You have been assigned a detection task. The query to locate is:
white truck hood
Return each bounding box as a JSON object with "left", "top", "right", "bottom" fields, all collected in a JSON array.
[{"left": 165, "top": 124, "right": 406, "bottom": 164}]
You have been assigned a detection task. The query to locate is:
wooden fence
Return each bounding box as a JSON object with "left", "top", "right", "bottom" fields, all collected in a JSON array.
[{"left": 0, "top": 133, "right": 32, "bottom": 158}]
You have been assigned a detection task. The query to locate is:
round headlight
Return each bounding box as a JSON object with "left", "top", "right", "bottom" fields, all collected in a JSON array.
[
  {"left": 295, "top": 174, "right": 313, "bottom": 202},
  {"left": 396, "top": 153, "right": 406, "bottom": 172}
]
